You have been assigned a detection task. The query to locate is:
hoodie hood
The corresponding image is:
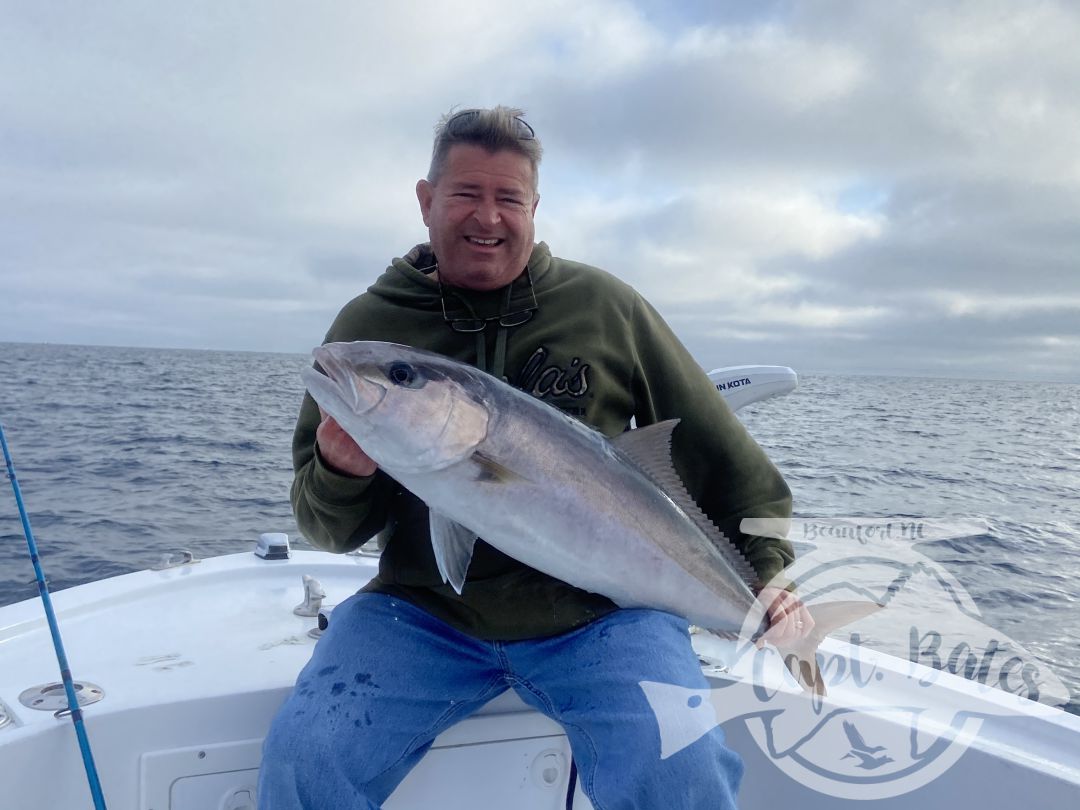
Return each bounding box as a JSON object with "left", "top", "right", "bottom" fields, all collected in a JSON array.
[{"left": 369, "top": 241, "right": 552, "bottom": 321}]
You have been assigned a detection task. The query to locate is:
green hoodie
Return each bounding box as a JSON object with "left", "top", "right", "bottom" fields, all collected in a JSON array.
[{"left": 292, "top": 242, "right": 794, "bottom": 640}]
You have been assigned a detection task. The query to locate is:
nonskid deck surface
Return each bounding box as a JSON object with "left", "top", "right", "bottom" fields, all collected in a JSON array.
[{"left": 1, "top": 548, "right": 1079, "bottom": 809}]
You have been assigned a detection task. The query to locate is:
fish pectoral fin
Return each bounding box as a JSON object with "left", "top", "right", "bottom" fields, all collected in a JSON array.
[
  {"left": 429, "top": 512, "right": 478, "bottom": 595},
  {"left": 471, "top": 451, "right": 526, "bottom": 484}
]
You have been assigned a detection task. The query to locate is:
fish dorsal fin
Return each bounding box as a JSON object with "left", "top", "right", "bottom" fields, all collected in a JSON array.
[
  {"left": 611, "top": 420, "right": 684, "bottom": 491},
  {"left": 429, "top": 511, "right": 478, "bottom": 595},
  {"left": 611, "top": 420, "right": 759, "bottom": 587}
]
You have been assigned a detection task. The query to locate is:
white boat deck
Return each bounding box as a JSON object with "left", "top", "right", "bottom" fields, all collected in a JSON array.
[
  {"left": 0, "top": 550, "right": 586, "bottom": 809},
  {"left": 2, "top": 546, "right": 1079, "bottom": 808}
]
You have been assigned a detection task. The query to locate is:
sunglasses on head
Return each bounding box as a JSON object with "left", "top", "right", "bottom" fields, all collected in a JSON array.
[{"left": 445, "top": 109, "right": 536, "bottom": 141}]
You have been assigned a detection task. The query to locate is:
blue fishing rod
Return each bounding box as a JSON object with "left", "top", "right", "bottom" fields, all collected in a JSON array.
[{"left": 1, "top": 422, "right": 108, "bottom": 809}]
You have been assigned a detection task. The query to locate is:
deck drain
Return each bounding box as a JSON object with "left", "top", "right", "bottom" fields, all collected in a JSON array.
[{"left": 19, "top": 681, "right": 105, "bottom": 712}]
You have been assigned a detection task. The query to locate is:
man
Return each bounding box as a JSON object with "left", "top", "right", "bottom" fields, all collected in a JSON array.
[{"left": 258, "top": 106, "right": 810, "bottom": 809}]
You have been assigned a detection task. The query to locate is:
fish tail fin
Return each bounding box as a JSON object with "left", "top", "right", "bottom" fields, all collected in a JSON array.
[{"left": 776, "top": 600, "right": 884, "bottom": 696}]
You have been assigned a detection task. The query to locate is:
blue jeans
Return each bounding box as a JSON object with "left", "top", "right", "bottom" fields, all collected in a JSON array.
[{"left": 258, "top": 592, "right": 743, "bottom": 809}]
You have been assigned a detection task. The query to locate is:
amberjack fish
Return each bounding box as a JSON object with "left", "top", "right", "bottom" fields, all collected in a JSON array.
[{"left": 302, "top": 341, "right": 875, "bottom": 692}]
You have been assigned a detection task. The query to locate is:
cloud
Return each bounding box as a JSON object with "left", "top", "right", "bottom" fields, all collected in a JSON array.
[
  {"left": 546, "top": 182, "right": 884, "bottom": 311},
  {"left": 1, "top": 0, "right": 1077, "bottom": 380}
]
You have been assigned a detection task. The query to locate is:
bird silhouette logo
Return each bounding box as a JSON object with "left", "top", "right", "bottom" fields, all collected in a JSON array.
[{"left": 840, "top": 720, "right": 894, "bottom": 769}]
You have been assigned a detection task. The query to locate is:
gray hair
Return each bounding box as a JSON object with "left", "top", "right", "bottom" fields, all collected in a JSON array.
[{"left": 427, "top": 105, "right": 543, "bottom": 192}]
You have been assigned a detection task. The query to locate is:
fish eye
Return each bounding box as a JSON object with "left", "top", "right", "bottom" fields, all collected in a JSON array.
[{"left": 387, "top": 362, "right": 416, "bottom": 386}]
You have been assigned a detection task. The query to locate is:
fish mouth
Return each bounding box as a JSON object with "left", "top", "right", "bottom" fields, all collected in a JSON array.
[{"left": 303, "top": 345, "right": 387, "bottom": 418}]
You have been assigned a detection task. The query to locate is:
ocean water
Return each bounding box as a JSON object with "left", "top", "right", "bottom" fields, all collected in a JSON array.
[{"left": 1, "top": 342, "right": 1077, "bottom": 715}]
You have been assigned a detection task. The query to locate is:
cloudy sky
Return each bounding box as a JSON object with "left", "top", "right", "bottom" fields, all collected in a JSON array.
[{"left": 2, "top": 0, "right": 1078, "bottom": 381}]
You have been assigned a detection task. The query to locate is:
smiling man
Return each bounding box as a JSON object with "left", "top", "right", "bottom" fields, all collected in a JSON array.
[
  {"left": 258, "top": 106, "right": 806, "bottom": 809},
  {"left": 417, "top": 140, "right": 539, "bottom": 291}
]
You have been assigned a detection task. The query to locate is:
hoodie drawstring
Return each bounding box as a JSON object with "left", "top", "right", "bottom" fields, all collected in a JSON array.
[
  {"left": 492, "top": 323, "right": 509, "bottom": 382},
  {"left": 439, "top": 264, "right": 532, "bottom": 383},
  {"left": 462, "top": 283, "right": 513, "bottom": 381},
  {"left": 471, "top": 323, "right": 508, "bottom": 381},
  {"left": 474, "top": 331, "right": 488, "bottom": 375}
]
